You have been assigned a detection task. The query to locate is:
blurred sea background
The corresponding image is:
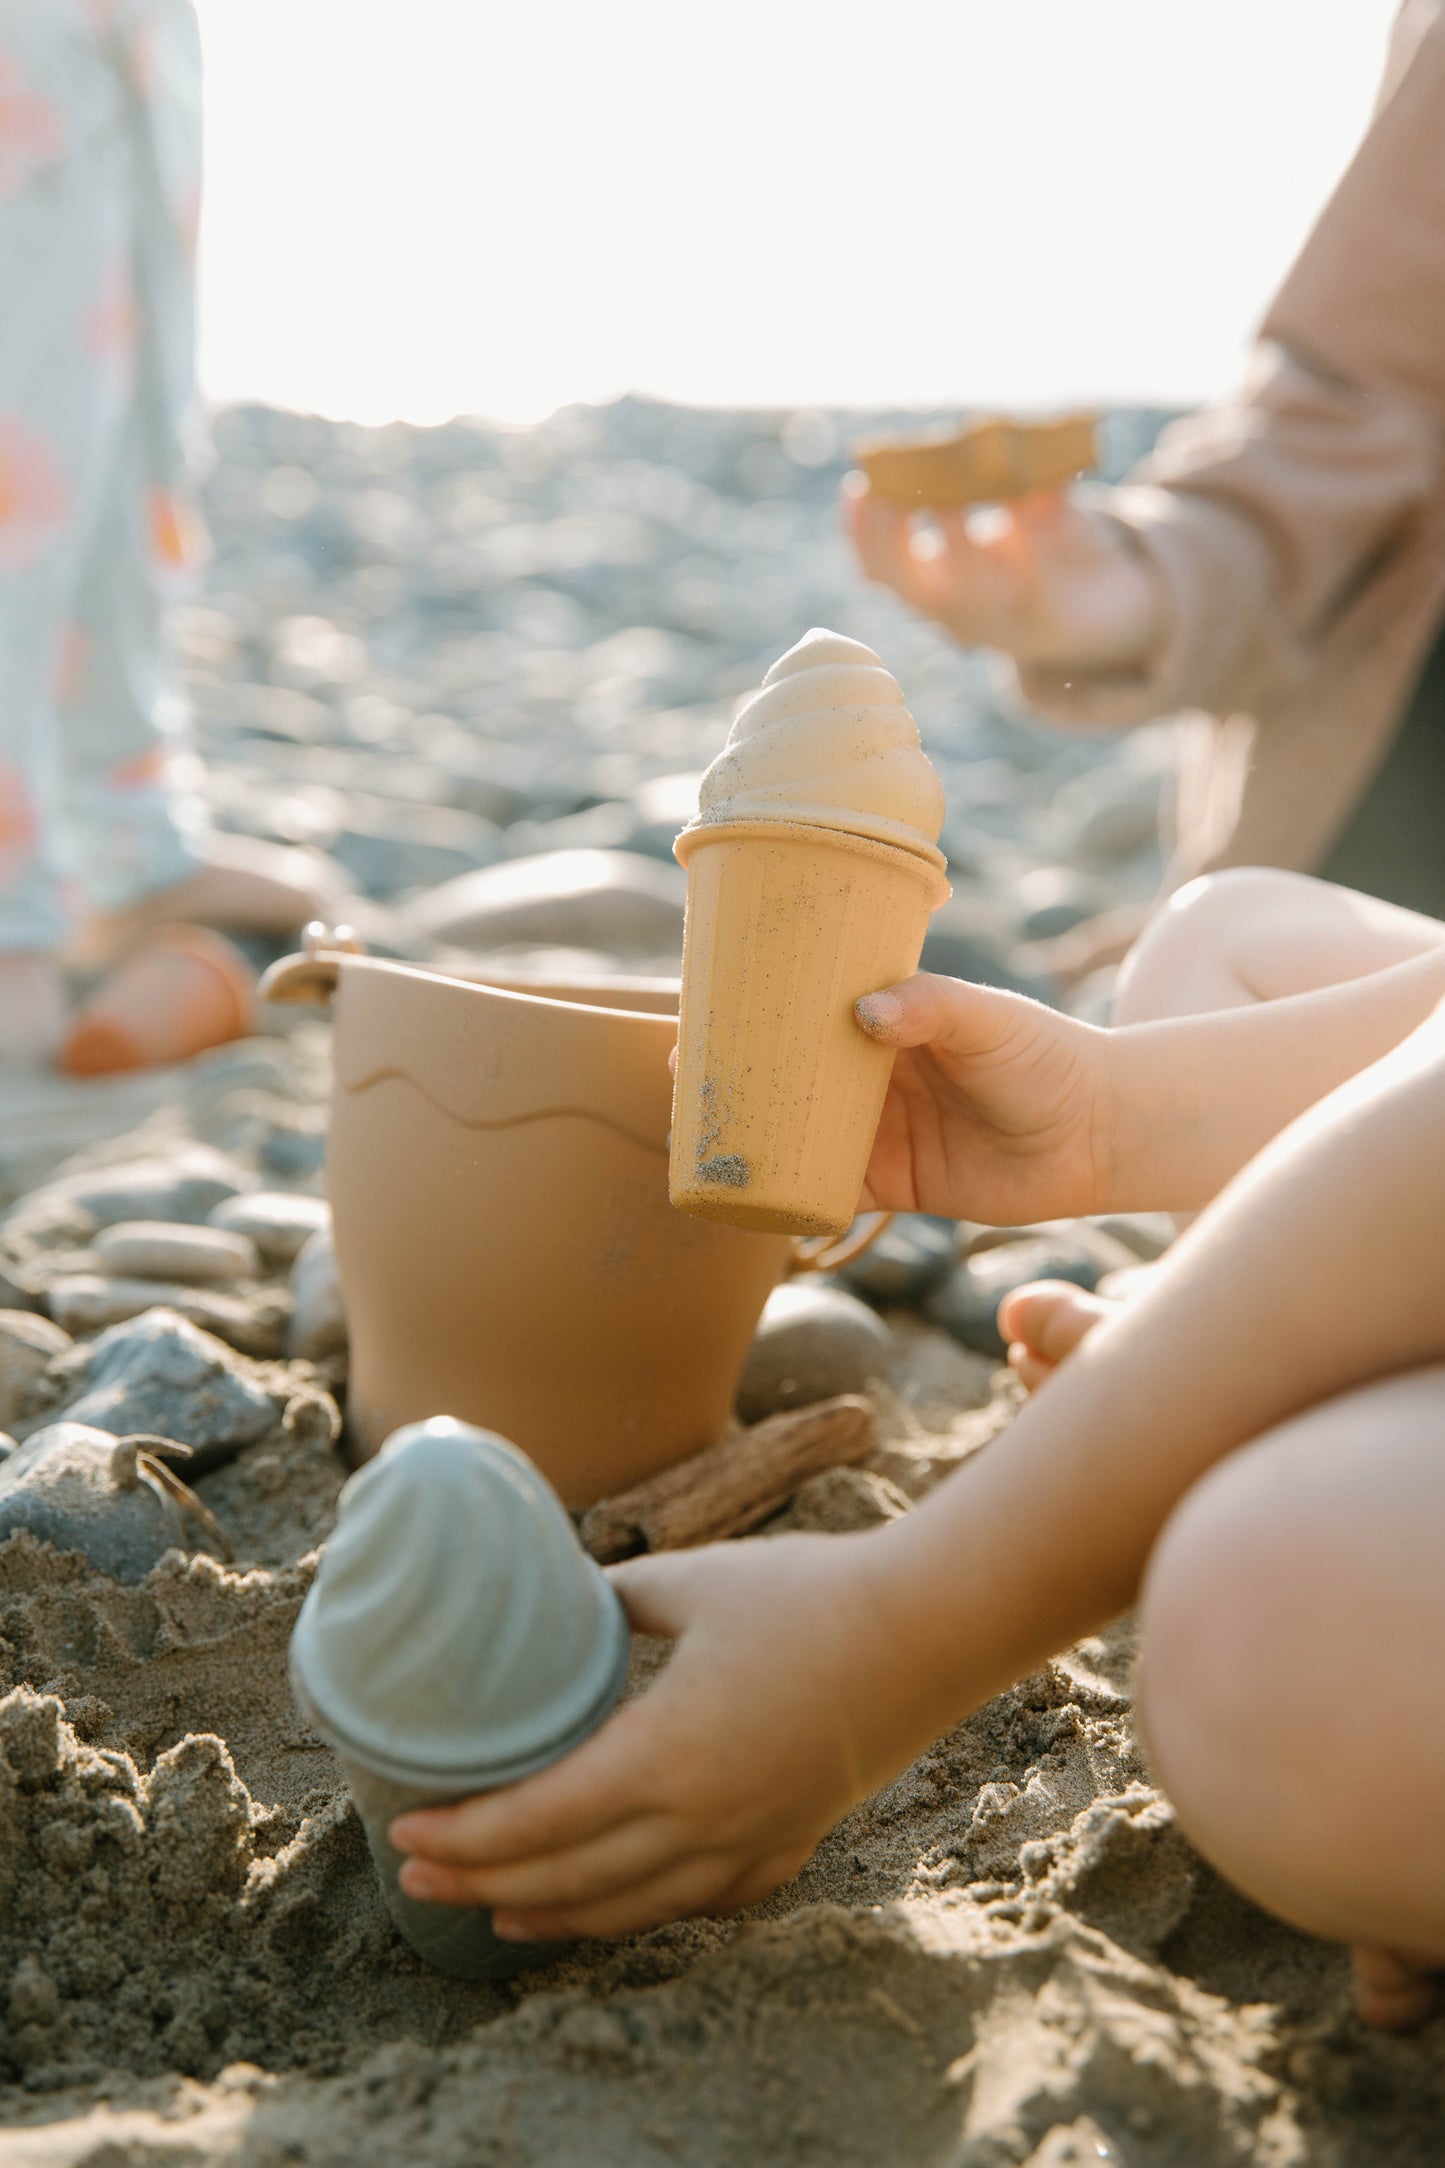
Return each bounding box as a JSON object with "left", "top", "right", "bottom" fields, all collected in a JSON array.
[{"left": 184, "top": 0, "right": 1400, "bottom": 993}]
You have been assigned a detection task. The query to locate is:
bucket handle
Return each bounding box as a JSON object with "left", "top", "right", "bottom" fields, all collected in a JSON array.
[
  {"left": 787, "top": 1213, "right": 894, "bottom": 1277},
  {"left": 258, "top": 922, "right": 362, "bottom": 1006},
  {"left": 262, "top": 927, "right": 897, "bottom": 1279}
]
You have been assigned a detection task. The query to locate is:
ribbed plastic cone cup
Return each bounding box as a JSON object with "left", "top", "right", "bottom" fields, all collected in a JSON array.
[
  {"left": 670, "top": 819, "right": 950, "bottom": 1237},
  {"left": 60, "top": 925, "right": 255, "bottom": 1077},
  {"left": 289, "top": 1418, "right": 630, "bottom": 1979}
]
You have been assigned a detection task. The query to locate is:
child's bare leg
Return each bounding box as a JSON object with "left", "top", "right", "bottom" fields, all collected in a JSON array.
[
  {"left": 1003, "top": 870, "right": 1445, "bottom": 1381},
  {"left": 0, "top": 952, "right": 67, "bottom": 1069},
  {"left": 1136, "top": 1365, "right": 1445, "bottom": 2027},
  {"left": 1113, "top": 866, "right": 1445, "bottom": 1027}
]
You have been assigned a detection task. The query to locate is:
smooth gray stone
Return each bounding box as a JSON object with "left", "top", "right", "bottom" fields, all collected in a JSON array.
[
  {"left": 1091, "top": 1213, "right": 1177, "bottom": 1263},
  {"left": 93, "top": 1222, "right": 259, "bottom": 1285},
  {"left": 44, "top": 1278, "right": 287, "bottom": 1361},
  {"left": 736, "top": 1281, "right": 893, "bottom": 1424},
  {"left": 209, "top": 1191, "right": 330, "bottom": 1266},
  {"left": 923, "top": 1238, "right": 1107, "bottom": 1359},
  {"left": 0, "top": 1311, "right": 70, "bottom": 1431},
  {"left": 28, "top": 1149, "right": 256, "bottom": 1233},
  {"left": 53, "top": 1308, "right": 282, "bottom": 1473},
  {"left": 290, "top": 1229, "right": 347, "bottom": 1361},
  {"left": 0, "top": 1422, "right": 222, "bottom": 1583},
  {"left": 401, "top": 848, "right": 687, "bottom": 955},
  {"left": 836, "top": 1216, "right": 958, "bottom": 1306}
]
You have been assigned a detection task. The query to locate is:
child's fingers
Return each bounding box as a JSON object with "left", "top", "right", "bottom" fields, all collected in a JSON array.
[
  {"left": 390, "top": 1702, "right": 653, "bottom": 1866},
  {"left": 397, "top": 1810, "right": 677, "bottom": 1914},
  {"left": 844, "top": 484, "right": 941, "bottom": 612},
  {"left": 854, "top": 971, "right": 1037, "bottom": 1058},
  {"left": 491, "top": 1849, "right": 742, "bottom": 1944},
  {"left": 1006, "top": 1343, "right": 1055, "bottom": 1395}
]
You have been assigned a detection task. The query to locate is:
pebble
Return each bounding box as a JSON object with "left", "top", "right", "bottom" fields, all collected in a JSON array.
[
  {"left": 783, "top": 1465, "right": 910, "bottom": 1534},
  {"left": 45, "top": 1279, "right": 287, "bottom": 1362},
  {"left": 923, "top": 1236, "right": 1111, "bottom": 1359},
  {"left": 0, "top": 1312, "right": 71, "bottom": 1432},
  {"left": 1091, "top": 1212, "right": 1177, "bottom": 1263},
  {"left": 0, "top": 1422, "right": 225, "bottom": 1584},
  {"left": 289, "top": 1228, "right": 348, "bottom": 1361},
  {"left": 209, "top": 1192, "right": 330, "bottom": 1266},
  {"left": 93, "top": 1223, "right": 260, "bottom": 1286},
  {"left": 51, "top": 1308, "right": 283, "bottom": 1474},
  {"left": 34, "top": 1149, "right": 256, "bottom": 1232},
  {"left": 836, "top": 1215, "right": 958, "bottom": 1306},
  {"left": 735, "top": 1281, "right": 893, "bottom": 1424},
  {"left": 399, "top": 848, "right": 688, "bottom": 956}
]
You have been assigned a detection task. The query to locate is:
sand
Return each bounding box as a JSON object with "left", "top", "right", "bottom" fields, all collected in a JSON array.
[{"left": 0, "top": 1053, "right": 1442, "bottom": 2166}]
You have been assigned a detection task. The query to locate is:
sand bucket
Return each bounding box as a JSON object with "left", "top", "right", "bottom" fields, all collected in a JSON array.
[{"left": 263, "top": 936, "right": 883, "bottom": 1507}]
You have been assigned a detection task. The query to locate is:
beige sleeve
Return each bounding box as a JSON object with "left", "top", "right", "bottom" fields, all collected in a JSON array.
[{"left": 1016, "top": 2, "right": 1445, "bottom": 731}]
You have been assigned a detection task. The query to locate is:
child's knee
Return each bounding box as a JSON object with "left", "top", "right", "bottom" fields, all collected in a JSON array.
[
  {"left": 1135, "top": 1440, "right": 1330, "bottom": 1904},
  {"left": 1112, "top": 867, "right": 1312, "bottom": 1024}
]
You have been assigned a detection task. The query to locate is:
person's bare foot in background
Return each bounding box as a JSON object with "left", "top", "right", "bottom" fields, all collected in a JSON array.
[
  {"left": 69, "top": 833, "right": 352, "bottom": 970},
  {"left": 0, "top": 952, "right": 68, "bottom": 1068}
]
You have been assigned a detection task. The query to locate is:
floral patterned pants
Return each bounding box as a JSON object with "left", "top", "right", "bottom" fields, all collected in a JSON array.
[{"left": 0, "top": 0, "right": 205, "bottom": 951}]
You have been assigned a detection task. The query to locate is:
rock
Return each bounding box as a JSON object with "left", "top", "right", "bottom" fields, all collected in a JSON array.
[
  {"left": 917, "top": 908, "right": 1054, "bottom": 1000},
  {"left": 45, "top": 1279, "right": 287, "bottom": 1361},
  {"left": 1091, "top": 1212, "right": 1176, "bottom": 1263},
  {"left": 209, "top": 1191, "right": 330, "bottom": 1266},
  {"left": 330, "top": 796, "right": 503, "bottom": 899},
  {"left": 0, "top": 1312, "right": 71, "bottom": 1431},
  {"left": 0, "top": 1265, "right": 39, "bottom": 1313},
  {"left": 93, "top": 1222, "right": 260, "bottom": 1285},
  {"left": 782, "top": 1465, "right": 910, "bottom": 1534},
  {"left": 0, "top": 1421, "right": 226, "bottom": 1583},
  {"left": 289, "top": 1228, "right": 347, "bottom": 1360},
  {"left": 11, "top": 1148, "right": 255, "bottom": 1238},
  {"left": 400, "top": 848, "right": 687, "bottom": 955},
  {"left": 735, "top": 1282, "right": 893, "bottom": 1424},
  {"left": 49, "top": 1308, "right": 283, "bottom": 1473},
  {"left": 1013, "top": 866, "right": 1103, "bottom": 943},
  {"left": 836, "top": 1215, "right": 958, "bottom": 1305},
  {"left": 923, "top": 1237, "right": 1110, "bottom": 1359}
]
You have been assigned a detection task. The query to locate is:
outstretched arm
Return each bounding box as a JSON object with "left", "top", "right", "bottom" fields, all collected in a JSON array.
[
  {"left": 856, "top": 942, "right": 1445, "bottom": 1222},
  {"left": 391, "top": 1000, "right": 1445, "bottom": 1940}
]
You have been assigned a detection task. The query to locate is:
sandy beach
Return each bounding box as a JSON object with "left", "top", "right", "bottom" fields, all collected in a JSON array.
[{"left": 0, "top": 400, "right": 1440, "bottom": 2166}]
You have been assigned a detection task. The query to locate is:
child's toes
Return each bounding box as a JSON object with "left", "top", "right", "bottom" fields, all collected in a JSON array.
[
  {"left": 998, "top": 1281, "right": 1115, "bottom": 1385},
  {"left": 1352, "top": 1945, "right": 1441, "bottom": 2032}
]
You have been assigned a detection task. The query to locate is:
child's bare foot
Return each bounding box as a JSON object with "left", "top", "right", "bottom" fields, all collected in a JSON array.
[
  {"left": 0, "top": 952, "right": 68, "bottom": 1069},
  {"left": 1351, "top": 1945, "right": 1442, "bottom": 2032},
  {"left": 70, "top": 835, "right": 352, "bottom": 969},
  {"left": 997, "top": 1277, "right": 1127, "bottom": 1391}
]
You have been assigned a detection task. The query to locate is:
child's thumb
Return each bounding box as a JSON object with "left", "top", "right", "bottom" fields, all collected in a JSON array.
[{"left": 854, "top": 972, "right": 1034, "bottom": 1057}]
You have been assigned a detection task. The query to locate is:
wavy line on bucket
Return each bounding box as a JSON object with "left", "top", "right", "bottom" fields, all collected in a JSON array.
[{"left": 339, "top": 1065, "right": 669, "bottom": 1158}]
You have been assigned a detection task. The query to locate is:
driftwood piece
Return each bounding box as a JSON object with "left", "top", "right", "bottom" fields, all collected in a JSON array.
[{"left": 581, "top": 1395, "right": 876, "bottom": 1563}]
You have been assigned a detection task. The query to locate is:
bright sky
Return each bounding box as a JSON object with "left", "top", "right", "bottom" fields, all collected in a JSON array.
[{"left": 195, "top": 0, "right": 1401, "bottom": 426}]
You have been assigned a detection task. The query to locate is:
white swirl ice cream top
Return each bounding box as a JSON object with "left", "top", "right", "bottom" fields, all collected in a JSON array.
[{"left": 686, "top": 628, "right": 946, "bottom": 869}]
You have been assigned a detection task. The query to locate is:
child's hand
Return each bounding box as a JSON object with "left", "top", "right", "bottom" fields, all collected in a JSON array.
[
  {"left": 390, "top": 1532, "right": 929, "bottom": 1942},
  {"left": 855, "top": 974, "right": 1111, "bottom": 1224},
  {"left": 843, "top": 478, "right": 1166, "bottom": 679}
]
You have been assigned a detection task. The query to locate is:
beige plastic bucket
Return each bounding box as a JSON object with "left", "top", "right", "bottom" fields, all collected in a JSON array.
[{"left": 266, "top": 949, "right": 795, "bottom": 1506}]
